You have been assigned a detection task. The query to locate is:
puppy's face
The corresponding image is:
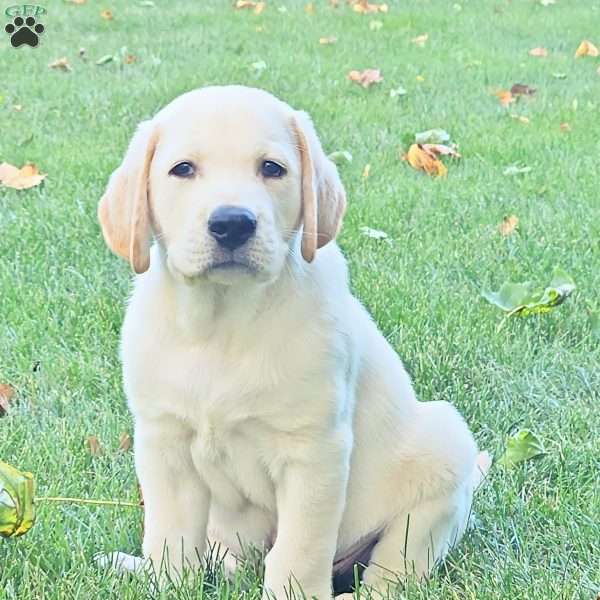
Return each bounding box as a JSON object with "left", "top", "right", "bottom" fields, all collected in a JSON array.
[
  {"left": 98, "top": 86, "right": 346, "bottom": 286},
  {"left": 151, "top": 89, "right": 301, "bottom": 285}
]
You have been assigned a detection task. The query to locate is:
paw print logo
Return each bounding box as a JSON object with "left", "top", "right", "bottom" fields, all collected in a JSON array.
[{"left": 5, "top": 16, "right": 44, "bottom": 48}]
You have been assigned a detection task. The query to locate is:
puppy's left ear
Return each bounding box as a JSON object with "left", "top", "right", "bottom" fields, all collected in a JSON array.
[{"left": 291, "top": 111, "right": 347, "bottom": 263}]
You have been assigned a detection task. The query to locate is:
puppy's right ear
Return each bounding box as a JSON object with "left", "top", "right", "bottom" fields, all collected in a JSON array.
[{"left": 98, "top": 121, "right": 158, "bottom": 274}]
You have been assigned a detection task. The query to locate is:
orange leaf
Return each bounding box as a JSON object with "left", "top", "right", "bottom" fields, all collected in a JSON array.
[
  {"left": 499, "top": 215, "right": 519, "bottom": 237},
  {"left": 319, "top": 36, "right": 337, "bottom": 45},
  {"left": 528, "top": 47, "right": 548, "bottom": 57},
  {"left": 411, "top": 33, "right": 428, "bottom": 47},
  {"left": 402, "top": 144, "right": 448, "bottom": 177},
  {"left": 0, "top": 384, "right": 15, "bottom": 416},
  {"left": 49, "top": 57, "right": 72, "bottom": 71},
  {"left": 351, "top": 0, "right": 388, "bottom": 14},
  {"left": 495, "top": 90, "right": 514, "bottom": 106},
  {"left": 100, "top": 9, "right": 113, "bottom": 20},
  {"left": 575, "top": 39, "right": 599, "bottom": 58},
  {"left": 348, "top": 68, "right": 383, "bottom": 88},
  {"left": 0, "top": 162, "right": 46, "bottom": 190},
  {"left": 87, "top": 436, "right": 103, "bottom": 456}
]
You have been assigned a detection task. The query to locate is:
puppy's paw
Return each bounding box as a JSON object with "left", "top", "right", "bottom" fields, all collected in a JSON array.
[{"left": 94, "top": 551, "right": 149, "bottom": 574}]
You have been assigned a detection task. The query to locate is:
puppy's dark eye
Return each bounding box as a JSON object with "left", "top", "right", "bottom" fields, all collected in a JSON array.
[
  {"left": 261, "top": 160, "right": 286, "bottom": 178},
  {"left": 169, "top": 162, "right": 195, "bottom": 178}
]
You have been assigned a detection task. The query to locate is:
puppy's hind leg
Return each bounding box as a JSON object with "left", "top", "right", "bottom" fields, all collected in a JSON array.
[{"left": 360, "top": 401, "right": 484, "bottom": 595}]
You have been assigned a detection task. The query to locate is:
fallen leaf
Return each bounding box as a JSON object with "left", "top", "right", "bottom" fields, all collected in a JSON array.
[
  {"left": 360, "top": 226, "right": 389, "bottom": 240},
  {"left": 305, "top": 2, "right": 315, "bottom": 14},
  {"left": 503, "top": 164, "right": 531, "bottom": 176},
  {"left": 482, "top": 268, "right": 576, "bottom": 317},
  {"left": 411, "top": 33, "right": 428, "bottom": 47},
  {"left": 348, "top": 68, "right": 383, "bottom": 88},
  {"left": 351, "top": 0, "right": 388, "bottom": 14},
  {"left": 510, "top": 114, "right": 530, "bottom": 124},
  {"left": 499, "top": 215, "right": 519, "bottom": 236},
  {"left": 552, "top": 72, "right": 567, "bottom": 79},
  {"left": 124, "top": 54, "right": 137, "bottom": 64},
  {"left": 528, "top": 47, "right": 548, "bottom": 57},
  {"left": 415, "top": 128, "right": 450, "bottom": 144},
  {"left": 0, "top": 460, "right": 35, "bottom": 538},
  {"left": 560, "top": 122, "right": 571, "bottom": 132},
  {"left": 422, "top": 143, "right": 461, "bottom": 158},
  {"left": 510, "top": 83, "right": 536, "bottom": 96},
  {"left": 251, "top": 60, "right": 267, "bottom": 74},
  {"left": 118, "top": 432, "right": 132, "bottom": 452},
  {"left": 13, "top": 104, "right": 23, "bottom": 111},
  {"left": 328, "top": 150, "right": 353, "bottom": 164},
  {"left": 495, "top": 89, "right": 514, "bottom": 106},
  {"left": 500, "top": 429, "right": 545, "bottom": 469},
  {"left": 66, "top": 0, "right": 86, "bottom": 4},
  {"left": 87, "top": 436, "right": 103, "bottom": 456},
  {"left": 0, "top": 162, "right": 46, "bottom": 190},
  {"left": 362, "top": 164, "right": 371, "bottom": 178},
  {"left": 369, "top": 19, "right": 383, "bottom": 31},
  {"left": 100, "top": 8, "right": 113, "bottom": 20},
  {"left": 235, "top": 0, "right": 265, "bottom": 14},
  {"left": 389, "top": 86, "right": 407, "bottom": 98},
  {"left": 95, "top": 54, "right": 114, "bottom": 65},
  {"left": 402, "top": 144, "right": 448, "bottom": 177},
  {"left": 415, "top": 74, "right": 425, "bottom": 82},
  {"left": 319, "top": 36, "right": 337, "bottom": 45},
  {"left": 575, "top": 40, "right": 599, "bottom": 58},
  {"left": 0, "top": 384, "right": 15, "bottom": 416},
  {"left": 49, "top": 57, "right": 72, "bottom": 72}
]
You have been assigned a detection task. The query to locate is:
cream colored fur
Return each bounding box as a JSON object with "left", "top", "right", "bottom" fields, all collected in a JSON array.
[{"left": 96, "top": 86, "right": 488, "bottom": 599}]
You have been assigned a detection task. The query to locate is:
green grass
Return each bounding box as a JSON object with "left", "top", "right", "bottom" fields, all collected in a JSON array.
[{"left": 1, "top": 1, "right": 599, "bottom": 598}]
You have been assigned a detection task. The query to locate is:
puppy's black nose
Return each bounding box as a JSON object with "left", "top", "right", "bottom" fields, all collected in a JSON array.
[{"left": 208, "top": 206, "right": 257, "bottom": 250}]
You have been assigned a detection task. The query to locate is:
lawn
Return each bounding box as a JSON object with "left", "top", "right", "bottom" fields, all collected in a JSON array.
[{"left": 1, "top": 0, "right": 599, "bottom": 598}]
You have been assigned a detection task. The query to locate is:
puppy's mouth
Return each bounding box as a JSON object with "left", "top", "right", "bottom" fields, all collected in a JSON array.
[{"left": 208, "top": 259, "right": 257, "bottom": 273}]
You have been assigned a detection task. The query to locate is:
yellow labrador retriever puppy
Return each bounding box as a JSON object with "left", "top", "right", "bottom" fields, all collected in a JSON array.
[{"left": 97, "top": 85, "right": 488, "bottom": 599}]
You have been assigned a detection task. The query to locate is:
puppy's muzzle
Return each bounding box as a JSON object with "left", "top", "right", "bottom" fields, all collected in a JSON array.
[{"left": 208, "top": 206, "right": 257, "bottom": 251}]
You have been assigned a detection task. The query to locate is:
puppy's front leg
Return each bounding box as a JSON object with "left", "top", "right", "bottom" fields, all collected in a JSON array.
[
  {"left": 264, "top": 428, "right": 352, "bottom": 600},
  {"left": 135, "top": 416, "right": 210, "bottom": 576}
]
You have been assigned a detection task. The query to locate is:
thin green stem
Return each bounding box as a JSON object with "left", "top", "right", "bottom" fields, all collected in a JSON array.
[{"left": 35, "top": 496, "right": 141, "bottom": 508}]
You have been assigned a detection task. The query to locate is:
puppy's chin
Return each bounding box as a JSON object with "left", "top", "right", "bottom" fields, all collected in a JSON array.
[{"left": 205, "top": 262, "right": 261, "bottom": 286}]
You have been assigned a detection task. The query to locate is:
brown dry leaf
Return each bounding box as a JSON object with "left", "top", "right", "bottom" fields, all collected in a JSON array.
[
  {"left": 499, "top": 215, "right": 519, "bottom": 236},
  {"left": 510, "top": 83, "right": 536, "bottom": 96},
  {"left": 319, "top": 36, "right": 337, "bottom": 45},
  {"left": 575, "top": 40, "right": 599, "bottom": 58},
  {"left": 0, "top": 384, "right": 15, "bottom": 416},
  {"left": 529, "top": 47, "right": 548, "bottom": 57},
  {"left": 124, "top": 54, "right": 137, "bottom": 64},
  {"left": 0, "top": 162, "right": 46, "bottom": 190},
  {"left": 411, "top": 33, "right": 428, "bottom": 47},
  {"left": 560, "top": 122, "right": 571, "bottom": 132},
  {"left": 100, "top": 8, "right": 113, "bottom": 20},
  {"left": 351, "top": 0, "right": 388, "bottom": 14},
  {"left": 49, "top": 57, "right": 72, "bottom": 72},
  {"left": 362, "top": 164, "right": 371, "bottom": 178},
  {"left": 402, "top": 144, "right": 448, "bottom": 177},
  {"left": 235, "top": 0, "right": 265, "bottom": 13},
  {"left": 495, "top": 90, "right": 515, "bottom": 106},
  {"left": 305, "top": 2, "right": 315, "bottom": 14},
  {"left": 348, "top": 68, "right": 383, "bottom": 88},
  {"left": 118, "top": 432, "right": 132, "bottom": 452},
  {"left": 87, "top": 436, "right": 103, "bottom": 456}
]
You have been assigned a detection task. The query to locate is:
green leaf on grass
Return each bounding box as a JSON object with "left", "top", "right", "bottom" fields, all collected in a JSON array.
[
  {"left": 482, "top": 269, "right": 576, "bottom": 317},
  {"left": 500, "top": 429, "right": 545, "bottom": 468},
  {"left": 415, "top": 128, "right": 450, "bottom": 144},
  {"left": 0, "top": 460, "right": 35, "bottom": 539},
  {"left": 328, "top": 150, "right": 353, "bottom": 164}
]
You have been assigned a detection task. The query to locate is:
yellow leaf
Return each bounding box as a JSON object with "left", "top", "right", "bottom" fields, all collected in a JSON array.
[
  {"left": 319, "top": 36, "right": 337, "bottom": 45},
  {"left": 416, "top": 74, "right": 425, "bottom": 82},
  {"left": 362, "top": 164, "right": 371, "bottom": 178},
  {"left": 100, "top": 9, "right": 113, "bottom": 20},
  {"left": 499, "top": 215, "right": 519, "bottom": 236},
  {"left": 351, "top": 0, "right": 388, "bottom": 14},
  {"left": 575, "top": 39, "right": 599, "bottom": 58},
  {"left": 528, "top": 47, "right": 548, "bottom": 57},
  {"left": 49, "top": 57, "right": 72, "bottom": 71},
  {"left": 402, "top": 144, "right": 448, "bottom": 177},
  {"left": 305, "top": 2, "right": 315, "bottom": 14},
  {"left": 0, "top": 162, "right": 46, "bottom": 190},
  {"left": 348, "top": 68, "right": 383, "bottom": 88},
  {"left": 495, "top": 89, "right": 514, "bottom": 106},
  {"left": 411, "top": 33, "right": 428, "bottom": 47},
  {"left": 0, "top": 460, "right": 35, "bottom": 538}
]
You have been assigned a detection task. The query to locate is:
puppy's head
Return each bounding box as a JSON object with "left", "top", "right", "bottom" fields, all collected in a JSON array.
[{"left": 98, "top": 86, "right": 346, "bottom": 285}]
